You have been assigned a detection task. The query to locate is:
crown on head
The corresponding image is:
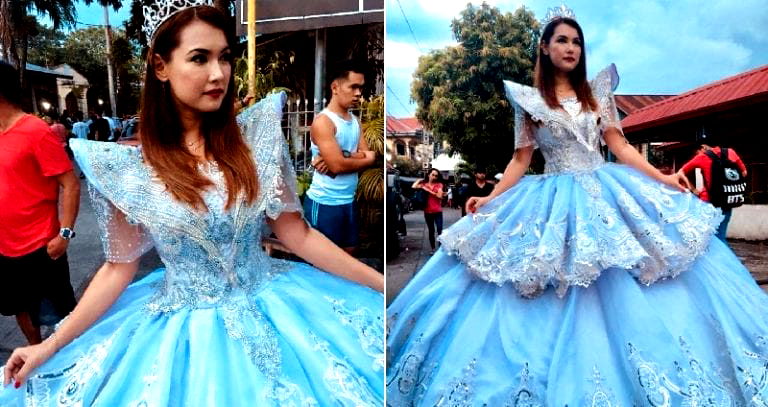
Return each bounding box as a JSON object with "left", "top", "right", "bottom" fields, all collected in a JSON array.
[
  {"left": 142, "top": 0, "right": 214, "bottom": 46},
  {"left": 541, "top": 4, "right": 577, "bottom": 31}
]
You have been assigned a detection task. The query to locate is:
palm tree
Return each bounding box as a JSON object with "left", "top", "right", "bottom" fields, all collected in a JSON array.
[
  {"left": 0, "top": 0, "right": 76, "bottom": 85},
  {"left": 0, "top": 0, "right": 120, "bottom": 86}
]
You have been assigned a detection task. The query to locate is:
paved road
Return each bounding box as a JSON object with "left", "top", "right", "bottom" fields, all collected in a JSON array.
[
  {"left": 387, "top": 208, "right": 768, "bottom": 304},
  {"left": 0, "top": 176, "right": 162, "bottom": 364}
]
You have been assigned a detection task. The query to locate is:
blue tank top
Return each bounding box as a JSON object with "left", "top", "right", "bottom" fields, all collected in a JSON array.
[{"left": 306, "top": 109, "right": 360, "bottom": 205}]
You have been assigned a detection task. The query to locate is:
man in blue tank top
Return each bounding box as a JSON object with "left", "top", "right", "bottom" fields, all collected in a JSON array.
[{"left": 305, "top": 60, "right": 376, "bottom": 253}]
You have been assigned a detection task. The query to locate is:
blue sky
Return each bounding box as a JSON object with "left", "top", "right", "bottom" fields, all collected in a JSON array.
[
  {"left": 386, "top": 0, "right": 768, "bottom": 117},
  {"left": 39, "top": 2, "right": 130, "bottom": 32}
]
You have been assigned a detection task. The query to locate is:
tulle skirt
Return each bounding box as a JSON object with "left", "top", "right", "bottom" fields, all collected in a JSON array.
[
  {"left": 0, "top": 263, "right": 384, "bottom": 406},
  {"left": 387, "top": 164, "right": 768, "bottom": 405}
]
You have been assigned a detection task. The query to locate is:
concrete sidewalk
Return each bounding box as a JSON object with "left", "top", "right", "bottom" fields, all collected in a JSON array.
[{"left": 386, "top": 208, "right": 768, "bottom": 304}]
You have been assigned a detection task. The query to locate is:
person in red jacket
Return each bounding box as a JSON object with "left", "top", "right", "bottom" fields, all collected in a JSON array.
[{"left": 678, "top": 144, "right": 747, "bottom": 241}]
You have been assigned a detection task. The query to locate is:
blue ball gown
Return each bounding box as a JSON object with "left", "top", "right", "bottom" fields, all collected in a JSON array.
[
  {"left": 386, "top": 66, "right": 768, "bottom": 406},
  {"left": 0, "top": 93, "right": 384, "bottom": 406}
]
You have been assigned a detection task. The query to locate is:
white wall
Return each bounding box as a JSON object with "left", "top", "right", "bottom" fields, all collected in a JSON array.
[{"left": 728, "top": 205, "right": 768, "bottom": 240}]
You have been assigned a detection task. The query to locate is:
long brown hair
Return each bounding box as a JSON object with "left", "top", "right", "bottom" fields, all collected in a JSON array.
[
  {"left": 140, "top": 6, "right": 258, "bottom": 210},
  {"left": 534, "top": 17, "right": 597, "bottom": 112}
]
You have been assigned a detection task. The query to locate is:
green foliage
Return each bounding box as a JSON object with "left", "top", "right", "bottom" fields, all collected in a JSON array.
[
  {"left": 233, "top": 51, "right": 295, "bottom": 102},
  {"left": 355, "top": 95, "right": 384, "bottom": 258},
  {"left": 360, "top": 95, "right": 384, "bottom": 156},
  {"left": 391, "top": 157, "right": 422, "bottom": 177},
  {"left": 295, "top": 172, "right": 312, "bottom": 198},
  {"left": 63, "top": 27, "right": 142, "bottom": 114},
  {"left": 26, "top": 22, "right": 66, "bottom": 67},
  {"left": 412, "top": 3, "right": 539, "bottom": 171},
  {"left": 0, "top": 0, "right": 77, "bottom": 85}
]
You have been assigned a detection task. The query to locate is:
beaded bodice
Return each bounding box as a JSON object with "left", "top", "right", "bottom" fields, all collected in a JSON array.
[
  {"left": 71, "top": 92, "right": 300, "bottom": 312},
  {"left": 503, "top": 65, "right": 621, "bottom": 173}
]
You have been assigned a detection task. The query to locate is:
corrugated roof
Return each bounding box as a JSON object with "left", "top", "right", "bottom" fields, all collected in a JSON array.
[
  {"left": 387, "top": 116, "right": 422, "bottom": 134},
  {"left": 622, "top": 64, "right": 768, "bottom": 132},
  {"left": 615, "top": 95, "right": 674, "bottom": 115}
]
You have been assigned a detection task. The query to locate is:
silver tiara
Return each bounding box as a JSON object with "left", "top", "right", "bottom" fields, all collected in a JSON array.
[
  {"left": 541, "top": 4, "right": 577, "bottom": 30},
  {"left": 142, "top": 0, "right": 213, "bottom": 46}
]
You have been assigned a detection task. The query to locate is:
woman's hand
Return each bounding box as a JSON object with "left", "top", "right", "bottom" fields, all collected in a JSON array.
[
  {"left": 466, "top": 196, "right": 491, "bottom": 213},
  {"left": 661, "top": 172, "right": 691, "bottom": 192},
  {"left": 3, "top": 340, "right": 57, "bottom": 387}
]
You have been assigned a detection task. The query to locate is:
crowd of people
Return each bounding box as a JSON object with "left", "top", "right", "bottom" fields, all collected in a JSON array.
[{"left": 43, "top": 108, "right": 137, "bottom": 145}]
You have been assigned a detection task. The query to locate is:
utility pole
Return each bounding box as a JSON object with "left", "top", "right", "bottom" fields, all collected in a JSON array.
[
  {"left": 103, "top": 5, "right": 117, "bottom": 115},
  {"left": 247, "top": 0, "right": 256, "bottom": 100}
]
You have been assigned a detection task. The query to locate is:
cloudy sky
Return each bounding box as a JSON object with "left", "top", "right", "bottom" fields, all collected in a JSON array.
[{"left": 386, "top": 0, "right": 768, "bottom": 117}]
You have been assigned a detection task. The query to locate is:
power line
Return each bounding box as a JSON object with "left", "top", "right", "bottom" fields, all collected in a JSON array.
[
  {"left": 395, "top": 0, "right": 423, "bottom": 52},
  {"left": 75, "top": 21, "right": 105, "bottom": 27},
  {"left": 386, "top": 84, "right": 412, "bottom": 116}
]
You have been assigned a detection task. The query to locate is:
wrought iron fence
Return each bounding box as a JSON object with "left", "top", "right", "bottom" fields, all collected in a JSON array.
[
  {"left": 280, "top": 97, "right": 371, "bottom": 175},
  {"left": 281, "top": 98, "right": 317, "bottom": 175}
]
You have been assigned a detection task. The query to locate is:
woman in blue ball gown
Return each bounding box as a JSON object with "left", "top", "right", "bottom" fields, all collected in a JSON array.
[
  {"left": 386, "top": 12, "right": 768, "bottom": 406},
  {"left": 1, "top": 5, "right": 383, "bottom": 406}
]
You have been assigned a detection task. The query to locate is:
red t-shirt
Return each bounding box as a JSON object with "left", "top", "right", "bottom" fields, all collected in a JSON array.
[
  {"left": 0, "top": 114, "right": 73, "bottom": 257},
  {"left": 424, "top": 182, "right": 443, "bottom": 214},
  {"left": 680, "top": 147, "right": 747, "bottom": 203}
]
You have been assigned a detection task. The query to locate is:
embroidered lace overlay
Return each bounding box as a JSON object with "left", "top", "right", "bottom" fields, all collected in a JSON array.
[
  {"left": 68, "top": 92, "right": 303, "bottom": 379},
  {"left": 386, "top": 334, "right": 768, "bottom": 406},
  {"left": 439, "top": 66, "right": 723, "bottom": 297}
]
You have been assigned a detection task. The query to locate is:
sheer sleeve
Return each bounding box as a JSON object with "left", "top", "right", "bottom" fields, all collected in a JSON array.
[
  {"left": 237, "top": 91, "right": 302, "bottom": 220},
  {"left": 513, "top": 102, "right": 538, "bottom": 150},
  {"left": 504, "top": 80, "right": 539, "bottom": 150},
  {"left": 70, "top": 139, "right": 154, "bottom": 263},
  {"left": 591, "top": 64, "right": 623, "bottom": 136},
  {"left": 89, "top": 185, "right": 153, "bottom": 262}
]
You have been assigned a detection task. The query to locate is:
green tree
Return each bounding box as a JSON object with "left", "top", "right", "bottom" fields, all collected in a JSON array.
[
  {"left": 27, "top": 22, "right": 66, "bottom": 67},
  {"left": 64, "top": 26, "right": 140, "bottom": 114},
  {"left": 0, "top": 0, "right": 121, "bottom": 86},
  {"left": 411, "top": 3, "right": 539, "bottom": 171},
  {"left": 0, "top": 0, "right": 75, "bottom": 85}
]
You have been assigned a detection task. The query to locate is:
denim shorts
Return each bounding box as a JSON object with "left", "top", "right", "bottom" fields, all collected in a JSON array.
[{"left": 303, "top": 196, "right": 359, "bottom": 248}]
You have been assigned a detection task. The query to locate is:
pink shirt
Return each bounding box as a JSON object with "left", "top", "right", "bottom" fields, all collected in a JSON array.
[{"left": 424, "top": 182, "right": 443, "bottom": 214}]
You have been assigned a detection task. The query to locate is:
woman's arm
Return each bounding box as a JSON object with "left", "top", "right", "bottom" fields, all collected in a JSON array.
[
  {"left": 411, "top": 179, "right": 423, "bottom": 189},
  {"left": 268, "top": 212, "right": 384, "bottom": 292},
  {"left": 467, "top": 146, "right": 534, "bottom": 213},
  {"left": 603, "top": 127, "right": 690, "bottom": 191},
  {"left": 4, "top": 261, "right": 139, "bottom": 386},
  {"left": 423, "top": 183, "right": 444, "bottom": 199}
]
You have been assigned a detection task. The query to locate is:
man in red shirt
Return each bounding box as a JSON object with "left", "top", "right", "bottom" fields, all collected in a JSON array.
[
  {"left": 0, "top": 61, "right": 80, "bottom": 344},
  {"left": 678, "top": 144, "right": 747, "bottom": 242}
]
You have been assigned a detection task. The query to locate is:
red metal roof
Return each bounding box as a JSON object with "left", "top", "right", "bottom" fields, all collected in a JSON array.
[
  {"left": 387, "top": 116, "right": 423, "bottom": 134},
  {"left": 622, "top": 64, "right": 768, "bottom": 132},
  {"left": 615, "top": 95, "right": 674, "bottom": 115}
]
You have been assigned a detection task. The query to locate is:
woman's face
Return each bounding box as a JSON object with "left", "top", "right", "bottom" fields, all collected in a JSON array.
[
  {"left": 429, "top": 170, "right": 439, "bottom": 181},
  {"left": 542, "top": 23, "right": 582, "bottom": 74},
  {"left": 154, "top": 20, "right": 232, "bottom": 115}
]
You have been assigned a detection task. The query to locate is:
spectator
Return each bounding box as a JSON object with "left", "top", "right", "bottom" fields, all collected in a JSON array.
[
  {"left": 304, "top": 60, "right": 376, "bottom": 253},
  {"left": 413, "top": 168, "right": 445, "bottom": 253},
  {"left": 0, "top": 61, "right": 79, "bottom": 345},
  {"left": 678, "top": 144, "right": 748, "bottom": 241},
  {"left": 88, "top": 109, "right": 111, "bottom": 141},
  {"left": 71, "top": 111, "right": 89, "bottom": 140},
  {"left": 462, "top": 169, "right": 494, "bottom": 216}
]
